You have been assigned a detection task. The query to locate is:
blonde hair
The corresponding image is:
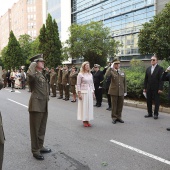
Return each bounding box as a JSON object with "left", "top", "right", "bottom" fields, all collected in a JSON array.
[{"left": 80, "top": 61, "right": 90, "bottom": 74}]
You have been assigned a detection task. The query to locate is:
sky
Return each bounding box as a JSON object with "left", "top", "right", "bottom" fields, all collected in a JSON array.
[{"left": 0, "top": 0, "right": 18, "bottom": 16}]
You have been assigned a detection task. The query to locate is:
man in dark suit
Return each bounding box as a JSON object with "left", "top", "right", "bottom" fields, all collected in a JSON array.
[
  {"left": 27, "top": 54, "right": 51, "bottom": 160},
  {"left": 161, "top": 66, "right": 170, "bottom": 130},
  {"left": 144, "top": 55, "right": 164, "bottom": 119},
  {"left": 103, "top": 63, "right": 112, "bottom": 111},
  {"left": 93, "top": 64, "right": 104, "bottom": 107}
]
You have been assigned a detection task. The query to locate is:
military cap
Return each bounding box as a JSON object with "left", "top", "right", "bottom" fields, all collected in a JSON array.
[
  {"left": 94, "top": 64, "right": 100, "bottom": 68},
  {"left": 29, "top": 54, "right": 44, "bottom": 62},
  {"left": 113, "top": 58, "right": 120, "bottom": 64},
  {"left": 72, "top": 65, "right": 76, "bottom": 69}
]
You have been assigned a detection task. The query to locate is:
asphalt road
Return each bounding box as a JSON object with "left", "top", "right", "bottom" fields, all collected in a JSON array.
[{"left": 1, "top": 87, "right": 170, "bottom": 170}]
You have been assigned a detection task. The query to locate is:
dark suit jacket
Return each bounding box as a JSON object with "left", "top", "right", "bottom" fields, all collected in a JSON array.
[
  {"left": 93, "top": 70, "right": 104, "bottom": 88},
  {"left": 144, "top": 65, "right": 164, "bottom": 91}
]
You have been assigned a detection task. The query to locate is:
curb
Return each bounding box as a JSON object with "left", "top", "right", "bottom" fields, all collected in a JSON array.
[{"left": 103, "top": 98, "right": 170, "bottom": 114}]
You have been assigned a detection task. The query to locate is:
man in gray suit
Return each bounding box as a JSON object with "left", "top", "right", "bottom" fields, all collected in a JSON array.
[
  {"left": 106, "top": 59, "right": 127, "bottom": 124},
  {"left": 27, "top": 54, "right": 51, "bottom": 160}
]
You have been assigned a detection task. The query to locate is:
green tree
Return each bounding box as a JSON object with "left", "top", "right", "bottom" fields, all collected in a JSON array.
[
  {"left": 1, "top": 46, "right": 8, "bottom": 68},
  {"left": 62, "top": 21, "right": 120, "bottom": 67},
  {"left": 39, "top": 24, "right": 46, "bottom": 55},
  {"left": 30, "top": 37, "right": 40, "bottom": 58},
  {"left": 3, "top": 31, "right": 23, "bottom": 70},
  {"left": 18, "top": 34, "right": 32, "bottom": 64},
  {"left": 138, "top": 2, "right": 170, "bottom": 59},
  {"left": 39, "top": 14, "right": 62, "bottom": 68}
]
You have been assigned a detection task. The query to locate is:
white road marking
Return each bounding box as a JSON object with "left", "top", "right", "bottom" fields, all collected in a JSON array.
[
  {"left": 8, "top": 98, "right": 28, "bottom": 108},
  {"left": 110, "top": 139, "right": 170, "bottom": 165}
]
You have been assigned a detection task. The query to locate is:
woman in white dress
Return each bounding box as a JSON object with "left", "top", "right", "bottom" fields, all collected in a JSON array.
[
  {"left": 14, "top": 70, "right": 21, "bottom": 89},
  {"left": 76, "top": 61, "right": 95, "bottom": 127}
]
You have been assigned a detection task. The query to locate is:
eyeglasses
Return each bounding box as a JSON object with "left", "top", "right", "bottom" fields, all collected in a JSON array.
[{"left": 151, "top": 59, "right": 155, "bottom": 61}]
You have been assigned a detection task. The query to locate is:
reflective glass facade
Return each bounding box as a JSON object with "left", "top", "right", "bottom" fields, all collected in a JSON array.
[
  {"left": 72, "top": 0, "right": 155, "bottom": 60},
  {"left": 47, "top": 0, "right": 61, "bottom": 35}
]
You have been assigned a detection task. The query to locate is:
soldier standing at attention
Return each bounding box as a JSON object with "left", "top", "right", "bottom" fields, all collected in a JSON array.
[
  {"left": 69, "top": 66, "right": 78, "bottom": 102},
  {"left": 57, "top": 66, "right": 63, "bottom": 99},
  {"left": 27, "top": 54, "right": 51, "bottom": 160},
  {"left": 62, "top": 65, "right": 70, "bottom": 101},
  {"left": 44, "top": 67, "right": 50, "bottom": 95},
  {"left": 50, "top": 67, "right": 57, "bottom": 97},
  {"left": 106, "top": 59, "right": 127, "bottom": 124}
]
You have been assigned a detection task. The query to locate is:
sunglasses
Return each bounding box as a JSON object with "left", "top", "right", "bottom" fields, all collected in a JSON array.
[{"left": 151, "top": 59, "right": 156, "bottom": 61}]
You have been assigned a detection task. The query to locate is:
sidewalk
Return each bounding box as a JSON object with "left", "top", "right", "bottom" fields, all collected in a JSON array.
[
  {"left": 102, "top": 97, "right": 170, "bottom": 114},
  {"left": 123, "top": 99, "right": 170, "bottom": 114}
]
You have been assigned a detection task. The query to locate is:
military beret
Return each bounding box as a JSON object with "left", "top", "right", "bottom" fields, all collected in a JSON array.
[
  {"left": 29, "top": 54, "right": 44, "bottom": 62},
  {"left": 113, "top": 58, "right": 120, "bottom": 64}
]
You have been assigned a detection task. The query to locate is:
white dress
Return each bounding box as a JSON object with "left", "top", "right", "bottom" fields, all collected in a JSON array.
[
  {"left": 15, "top": 72, "right": 21, "bottom": 88},
  {"left": 76, "top": 72, "right": 95, "bottom": 121}
]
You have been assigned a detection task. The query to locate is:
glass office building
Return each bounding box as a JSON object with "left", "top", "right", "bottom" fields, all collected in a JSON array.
[
  {"left": 72, "top": 0, "right": 156, "bottom": 61},
  {"left": 46, "top": 0, "right": 61, "bottom": 35}
]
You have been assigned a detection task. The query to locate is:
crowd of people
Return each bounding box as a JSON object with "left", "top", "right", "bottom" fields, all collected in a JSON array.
[
  {"left": 2, "top": 69, "right": 26, "bottom": 91},
  {"left": 1, "top": 54, "right": 170, "bottom": 163}
]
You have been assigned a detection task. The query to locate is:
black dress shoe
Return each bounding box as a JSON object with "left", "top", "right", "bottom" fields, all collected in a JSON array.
[
  {"left": 154, "top": 115, "right": 158, "bottom": 119},
  {"left": 94, "top": 104, "right": 98, "bottom": 107},
  {"left": 96, "top": 104, "right": 101, "bottom": 107},
  {"left": 144, "top": 114, "right": 152, "bottom": 118},
  {"left": 112, "top": 120, "right": 117, "bottom": 124},
  {"left": 71, "top": 100, "right": 76, "bottom": 102},
  {"left": 63, "top": 98, "right": 66, "bottom": 100},
  {"left": 166, "top": 128, "right": 170, "bottom": 131},
  {"left": 57, "top": 96, "right": 63, "bottom": 99},
  {"left": 33, "top": 154, "right": 44, "bottom": 160},
  {"left": 106, "top": 107, "right": 111, "bottom": 111},
  {"left": 40, "top": 147, "right": 52, "bottom": 153},
  {"left": 65, "top": 98, "right": 69, "bottom": 101},
  {"left": 117, "top": 119, "right": 124, "bottom": 123}
]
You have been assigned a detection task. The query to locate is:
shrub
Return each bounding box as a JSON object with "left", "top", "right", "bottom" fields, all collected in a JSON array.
[
  {"left": 159, "top": 60, "right": 170, "bottom": 104},
  {"left": 123, "top": 59, "right": 145, "bottom": 98}
]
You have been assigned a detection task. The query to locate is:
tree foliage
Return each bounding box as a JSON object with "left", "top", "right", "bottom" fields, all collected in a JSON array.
[
  {"left": 2, "top": 31, "right": 23, "bottom": 70},
  {"left": 39, "top": 14, "right": 62, "bottom": 68},
  {"left": 18, "top": 34, "right": 32, "bottom": 64},
  {"left": 138, "top": 2, "right": 170, "bottom": 60},
  {"left": 62, "top": 21, "right": 120, "bottom": 67}
]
